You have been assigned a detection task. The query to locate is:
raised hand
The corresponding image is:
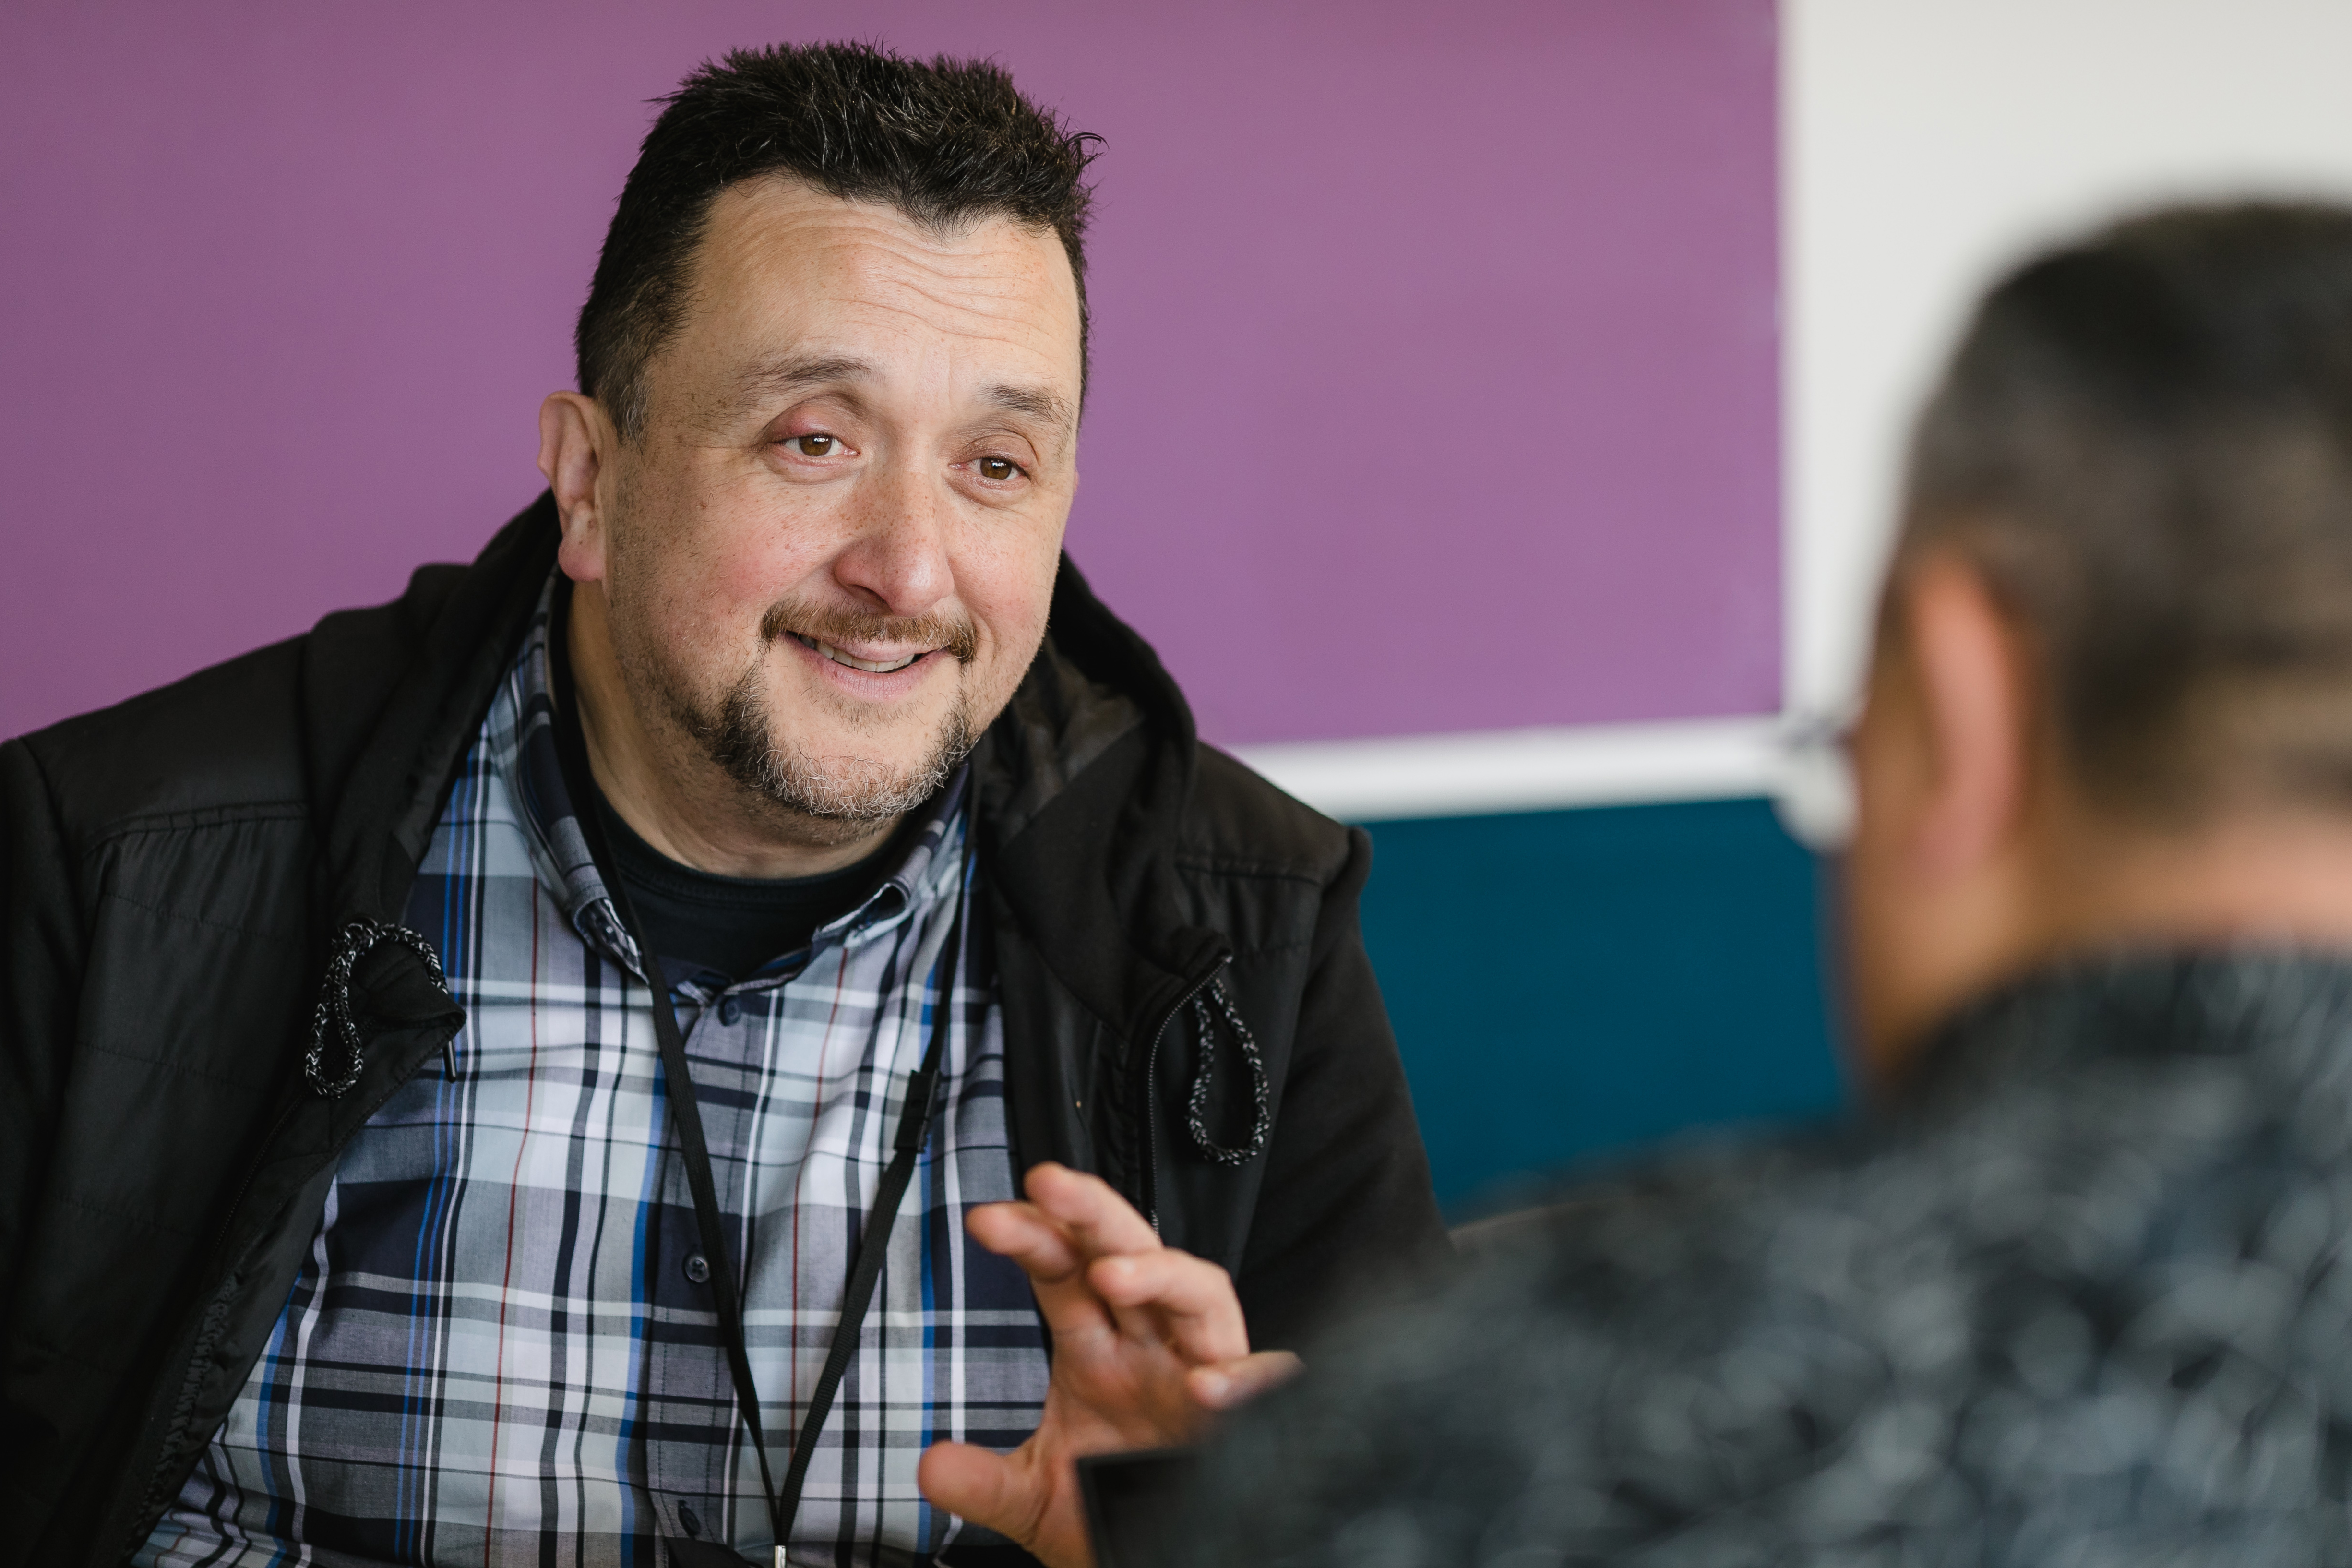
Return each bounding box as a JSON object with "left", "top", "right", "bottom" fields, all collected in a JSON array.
[{"left": 915, "top": 1163, "right": 1300, "bottom": 1568}]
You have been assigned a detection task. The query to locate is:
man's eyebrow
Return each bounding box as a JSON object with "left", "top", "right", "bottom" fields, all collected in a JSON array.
[
  {"left": 984, "top": 383, "right": 1078, "bottom": 433},
  {"left": 731, "top": 352, "right": 876, "bottom": 406}
]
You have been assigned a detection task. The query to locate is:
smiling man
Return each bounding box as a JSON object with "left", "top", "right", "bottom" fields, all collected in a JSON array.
[{"left": 0, "top": 44, "right": 1440, "bottom": 1568}]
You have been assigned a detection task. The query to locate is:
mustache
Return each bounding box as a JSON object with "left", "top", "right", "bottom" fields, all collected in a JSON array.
[{"left": 759, "top": 598, "right": 979, "bottom": 666}]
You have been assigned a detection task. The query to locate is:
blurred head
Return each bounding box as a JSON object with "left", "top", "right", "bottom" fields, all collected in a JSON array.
[
  {"left": 1845, "top": 204, "right": 2352, "bottom": 1070},
  {"left": 538, "top": 44, "right": 1097, "bottom": 856}
]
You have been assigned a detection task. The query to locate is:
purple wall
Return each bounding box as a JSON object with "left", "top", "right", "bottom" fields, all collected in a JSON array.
[{"left": 0, "top": 0, "right": 1778, "bottom": 746}]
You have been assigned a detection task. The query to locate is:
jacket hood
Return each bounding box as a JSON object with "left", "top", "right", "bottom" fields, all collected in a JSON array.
[{"left": 971, "top": 555, "right": 1196, "bottom": 850}]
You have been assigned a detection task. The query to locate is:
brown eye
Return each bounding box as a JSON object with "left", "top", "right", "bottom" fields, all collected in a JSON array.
[
  {"left": 979, "top": 456, "right": 1019, "bottom": 481},
  {"left": 790, "top": 434, "right": 837, "bottom": 456}
]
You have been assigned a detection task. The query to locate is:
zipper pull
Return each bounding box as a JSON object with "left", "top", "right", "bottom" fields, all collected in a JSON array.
[{"left": 442, "top": 1036, "right": 458, "bottom": 1082}]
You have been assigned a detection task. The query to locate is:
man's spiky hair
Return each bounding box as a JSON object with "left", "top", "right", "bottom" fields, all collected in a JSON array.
[{"left": 576, "top": 41, "right": 1099, "bottom": 439}]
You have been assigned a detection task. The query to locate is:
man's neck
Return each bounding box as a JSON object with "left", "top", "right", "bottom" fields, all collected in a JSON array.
[
  {"left": 1868, "top": 800, "right": 2352, "bottom": 1094},
  {"left": 564, "top": 582, "right": 899, "bottom": 880},
  {"left": 2029, "top": 804, "right": 2352, "bottom": 958}
]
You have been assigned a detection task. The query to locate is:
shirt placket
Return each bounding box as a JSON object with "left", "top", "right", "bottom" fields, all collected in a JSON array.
[
  {"left": 637, "top": 859, "right": 950, "bottom": 1554},
  {"left": 642, "top": 972, "right": 771, "bottom": 1544}
]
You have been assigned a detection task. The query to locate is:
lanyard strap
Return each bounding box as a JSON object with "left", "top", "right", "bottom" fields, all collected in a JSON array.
[
  {"left": 555, "top": 728, "right": 963, "bottom": 1557},
  {"left": 641, "top": 877, "right": 961, "bottom": 1556},
  {"left": 595, "top": 821, "right": 963, "bottom": 1557}
]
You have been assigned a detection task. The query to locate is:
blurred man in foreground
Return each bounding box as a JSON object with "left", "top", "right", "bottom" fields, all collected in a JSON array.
[{"left": 1174, "top": 203, "right": 2352, "bottom": 1564}]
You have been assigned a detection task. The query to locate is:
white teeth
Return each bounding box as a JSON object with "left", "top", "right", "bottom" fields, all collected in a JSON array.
[{"left": 800, "top": 635, "right": 922, "bottom": 674}]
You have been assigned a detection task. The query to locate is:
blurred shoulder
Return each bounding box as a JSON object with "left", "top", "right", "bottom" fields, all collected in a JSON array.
[{"left": 1179, "top": 1127, "right": 1901, "bottom": 1567}]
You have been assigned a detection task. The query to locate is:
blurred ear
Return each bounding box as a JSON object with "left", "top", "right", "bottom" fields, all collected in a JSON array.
[
  {"left": 538, "top": 391, "right": 615, "bottom": 585},
  {"left": 1900, "top": 552, "right": 2034, "bottom": 877}
]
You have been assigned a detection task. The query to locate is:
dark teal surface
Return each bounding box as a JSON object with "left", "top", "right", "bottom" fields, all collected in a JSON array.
[{"left": 1358, "top": 797, "right": 1850, "bottom": 1216}]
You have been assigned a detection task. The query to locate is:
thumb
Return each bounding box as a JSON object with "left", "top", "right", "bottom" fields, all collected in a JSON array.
[
  {"left": 1187, "top": 1349, "right": 1303, "bottom": 1412},
  {"left": 919, "top": 1439, "right": 1041, "bottom": 1542}
]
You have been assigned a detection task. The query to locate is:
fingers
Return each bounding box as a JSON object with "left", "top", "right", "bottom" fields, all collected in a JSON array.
[
  {"left": 1187, "top": 1349, "right": 1302, "bottom": 1411},
  {"left": 918, "top": 1440, "right": 1042, "bottom": 1544},
  {"left": 1020, "top": 1163, "right": 1179, "bottom": 1343},
  {"left": 966, "top": 1201, "right": 1085, "bottom": 1283},
  {"left": 965, "top": 1165, "right": 1156, "bottom": 1283},
  {"left": 968, "top": 1165, "right": 1257, "bottom": 1360},
  {"left": 967, "top": 1201, "right": 1119, "bottom": 1339},
  {"left": 967, "top": 1165, "right": 1166, "bottom": 1341},
  {"left": 1023, "top": 1162, "right": 1161, "bottom": 1258},
  {"left": 1086, "top": 1249, "right": 1249, "bottom": 1365}
]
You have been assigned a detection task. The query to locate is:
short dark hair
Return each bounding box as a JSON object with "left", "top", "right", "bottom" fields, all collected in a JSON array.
[
  {"left": 576, "top": 42, "right": 1099, "bottom": 440},
  {"left": 1900, "top": 202, "right": 2352, "bottom": 817}
]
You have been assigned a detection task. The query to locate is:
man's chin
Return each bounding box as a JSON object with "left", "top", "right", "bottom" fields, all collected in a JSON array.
[
  {"left": 715, "top": 709, "right": 977, "bottom": 833},
  {"left": 678, "top": 648, "right": 995, "bottom": 840},
  {"left": 752, "top": 791, "right": 926, "bottom": 848},
  {"left": 771, "top": 757, "right": 950, "bottom": 821}
]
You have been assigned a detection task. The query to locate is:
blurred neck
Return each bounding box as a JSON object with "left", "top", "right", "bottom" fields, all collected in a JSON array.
[
  {"left": 2023, "top": 800, "right": 2352, "bottom": 959},
  {"left": 1862, "top": 792, "right": 2352, "bottom": 1093}
]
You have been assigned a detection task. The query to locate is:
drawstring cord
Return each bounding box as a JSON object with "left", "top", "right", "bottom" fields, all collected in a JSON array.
[
  {"left": 307, "top": 919, "right": 450, "bottom": 1098},
  {"left": 1184, "top": 976, "right": 1271, "bottom": 1166},
  {"left": 311, "top": 912, "right": 1257, "bottom": 1167}
]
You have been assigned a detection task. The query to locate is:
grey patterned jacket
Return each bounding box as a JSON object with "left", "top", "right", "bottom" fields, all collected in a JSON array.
[{"left": 1177, "top": 950, "right": 2352, "bottom": 1566}]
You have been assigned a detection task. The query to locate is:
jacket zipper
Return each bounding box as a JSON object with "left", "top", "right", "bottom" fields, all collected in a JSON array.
[{"left": 1138, "top": 952, "right": 1230, "bottom": 1235}]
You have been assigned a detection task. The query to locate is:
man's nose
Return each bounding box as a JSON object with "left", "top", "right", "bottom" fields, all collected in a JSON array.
[{"left": 828, "top": 463, "right": 954, "bottom": 618}]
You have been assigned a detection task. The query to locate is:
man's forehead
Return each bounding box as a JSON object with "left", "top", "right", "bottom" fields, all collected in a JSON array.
[
  {"left": 701, "top": 178, "right": 1073, "bottom": 323},
  {"left": 672, "top": 180, "right": 1083, "bottom": 413}
]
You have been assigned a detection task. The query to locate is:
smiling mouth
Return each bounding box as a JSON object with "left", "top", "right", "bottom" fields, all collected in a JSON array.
[{"left": 789, "top": 632, "right": 930, "bottom": 674}]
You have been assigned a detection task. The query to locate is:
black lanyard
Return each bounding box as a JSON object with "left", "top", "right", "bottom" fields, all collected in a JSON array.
[{"left": 553, "top": 639, "right": 962, "bottom": 1563}]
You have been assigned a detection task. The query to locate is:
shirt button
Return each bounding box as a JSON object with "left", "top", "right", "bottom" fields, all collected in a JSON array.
[
  {"left": 718, "top": 997, "right": 742, "bottom": 1026},
  {"left": 684, "top": 1252, "right": 711, "bottom": 1285}
]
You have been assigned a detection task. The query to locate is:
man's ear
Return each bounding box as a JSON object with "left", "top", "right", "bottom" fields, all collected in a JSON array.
[
  {"left": 538, "top": 391, "right": 615, "bottom": 585},
  {"left": 1900, "top": 552, "right": 2034, "bottom": 877}
]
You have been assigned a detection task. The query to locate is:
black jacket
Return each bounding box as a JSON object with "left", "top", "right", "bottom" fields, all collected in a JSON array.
[{"left": 0, "top": 494, "right": 1442, "bottom": 1567}]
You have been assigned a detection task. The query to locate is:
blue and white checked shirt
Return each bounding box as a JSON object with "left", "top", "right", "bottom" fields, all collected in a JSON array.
[{"left": 139, "top": 579, "right": 1052, "bottom": 1566}]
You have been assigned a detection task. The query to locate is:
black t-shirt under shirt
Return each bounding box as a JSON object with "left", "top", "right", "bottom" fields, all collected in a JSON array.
[{"left": 592, "top": 791, "right": 908, "bottom": 986}]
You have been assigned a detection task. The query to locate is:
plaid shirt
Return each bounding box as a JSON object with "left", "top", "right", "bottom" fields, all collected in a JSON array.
[{"left": 137, "top": 578, "right": 1051, "bottom": 1567}]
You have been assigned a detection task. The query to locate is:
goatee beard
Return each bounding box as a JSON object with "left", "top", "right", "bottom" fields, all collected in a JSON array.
[{"left": 685, "top": 663, "right": 977, "bottom": 842}]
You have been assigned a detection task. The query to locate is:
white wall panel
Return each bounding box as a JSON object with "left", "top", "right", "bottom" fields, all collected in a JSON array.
[{"left": 1785, "top": 0, "right": 2352, "bottom": 719}]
